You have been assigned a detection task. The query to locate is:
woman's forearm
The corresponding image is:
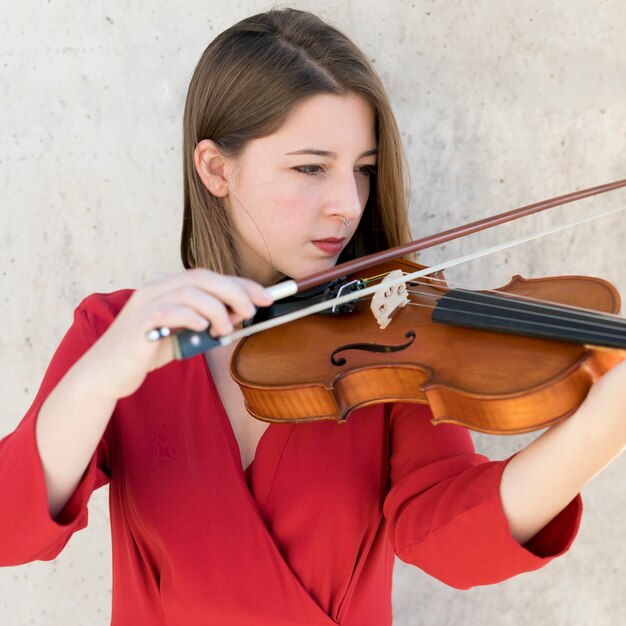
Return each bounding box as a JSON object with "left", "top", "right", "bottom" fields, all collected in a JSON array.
[
  {"left": 35, "top": 349, "right": 117, "bottom": 518},
  {"left": 500, "top": 363, "right": 626, "bottom": 544}
]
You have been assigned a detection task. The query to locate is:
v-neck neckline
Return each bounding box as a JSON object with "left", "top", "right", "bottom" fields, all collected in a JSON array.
[
  {"left": 202, "top": 353, "right": 292, "bottom": 502},
  {"left": 200, "top": 356, "right": 339, "bottom": 624},
  {"left": 203, "top": 349, "right": 269, "bottom": 474}
]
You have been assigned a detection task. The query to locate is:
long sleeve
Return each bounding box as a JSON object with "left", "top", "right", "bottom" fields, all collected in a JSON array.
[
  {"left": 383, "top": 402, "right": 581, "bottom": 589},
  {"left": 0, "top": 298, "right": 111, "bottom": 566}
]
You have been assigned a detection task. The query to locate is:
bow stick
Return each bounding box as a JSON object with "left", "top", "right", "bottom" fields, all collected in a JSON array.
[
  {"left": 147, "top": 178, "right": 626, "bottom": 358},
  {"left": 279, "top": 177, "right": 626, "bottom": 296}
]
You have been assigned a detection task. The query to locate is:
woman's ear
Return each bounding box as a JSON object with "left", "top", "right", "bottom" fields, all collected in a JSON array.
[{"left": 193, "top": 139, "right": 231, "bottom": 197}]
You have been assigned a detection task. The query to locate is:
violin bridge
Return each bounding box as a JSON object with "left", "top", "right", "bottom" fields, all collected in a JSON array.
[{"left": 370, "top": 270, "right": 409, "bottom": 329}]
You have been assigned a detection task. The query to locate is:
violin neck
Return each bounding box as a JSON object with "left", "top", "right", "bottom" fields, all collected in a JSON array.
[{"left": 432, "top": 288, "right": 626, "bottom": 350}]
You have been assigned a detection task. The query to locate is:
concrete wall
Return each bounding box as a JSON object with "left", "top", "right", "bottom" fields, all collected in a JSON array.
[{"left": 1, "top": 1, "right": 625, "bottom": 624}]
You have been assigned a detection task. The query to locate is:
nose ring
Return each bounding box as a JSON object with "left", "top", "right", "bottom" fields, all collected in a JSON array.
[{"left": 342, "top": 216, "right": 352, "bottom": 226}]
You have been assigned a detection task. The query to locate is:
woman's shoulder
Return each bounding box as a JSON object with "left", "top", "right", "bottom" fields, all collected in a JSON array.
[{"left": 74, "top": 289, "right": 135, "bottom": 336}]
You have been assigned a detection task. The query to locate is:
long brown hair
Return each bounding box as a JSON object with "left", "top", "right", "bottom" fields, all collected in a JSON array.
[{"left": 181, "top": 8, "right": 411, "bottom": 275}]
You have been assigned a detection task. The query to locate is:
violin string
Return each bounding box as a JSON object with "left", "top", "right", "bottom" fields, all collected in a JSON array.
[
  {"left": 396, "top": 280, "right": 626, "bottom": 342},
  {"left": 407, "top": 281, "right": 626, "bottom": 327},
  {"left": 402, "top": 275, "right": 626, "bottom": 329},
  {"left": 404, "top": 293, "right": 626, "bottom": 335},
  {"left": 401, "top": 300, "right": 626, "bottom": 343},
  {"left": 404, "top": 277, "right": 624, "bottom": 324}
]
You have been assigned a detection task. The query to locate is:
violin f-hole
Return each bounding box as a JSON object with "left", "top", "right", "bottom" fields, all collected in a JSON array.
[{"left": 330, "top": 331, "right": 417, "bottom": 366}]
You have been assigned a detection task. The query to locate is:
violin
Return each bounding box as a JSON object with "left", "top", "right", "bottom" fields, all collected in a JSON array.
[
  {"left": 229, "top": 257, "right": 626, "bottom": 434},
  {"left": 167, "top": 178, "right": 626, "bottom": 434}
]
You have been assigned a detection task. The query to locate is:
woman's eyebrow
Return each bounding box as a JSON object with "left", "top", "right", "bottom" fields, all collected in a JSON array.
[{"left": 285, "top": 148, "right": 377, "bottom": 158}]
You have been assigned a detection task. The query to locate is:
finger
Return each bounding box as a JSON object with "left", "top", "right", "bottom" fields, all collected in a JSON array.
[
  {"left": 135, "top": 270, "right": 202, "bottom": 302},
  {"left": 168, "top": 273, "right": 270, "bottom": 322},
  {"left": 232, "top": 277, "right": 275, "bottom": 307},
  {"left": 143, "top": 302, "right": 211, "bottom": 337},
  {"left": 149, "top": 286, "right": 243, "bottom": 336},
  {"left": 137, "top": 269, "right": 272, "bottom": 314}
]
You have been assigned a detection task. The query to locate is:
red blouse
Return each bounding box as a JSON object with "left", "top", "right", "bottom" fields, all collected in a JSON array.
[{"left": 0, "top": 291, "right": 581, "bottom": 625}]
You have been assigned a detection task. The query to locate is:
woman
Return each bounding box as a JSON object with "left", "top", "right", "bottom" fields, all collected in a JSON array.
[{"left": 1, "top": 7, "right": 624, "bottom": 625}]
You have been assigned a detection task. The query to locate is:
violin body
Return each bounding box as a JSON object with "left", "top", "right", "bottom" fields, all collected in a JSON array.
[{"left": 230, "top": 259, "right": 626, "bottom": 434}]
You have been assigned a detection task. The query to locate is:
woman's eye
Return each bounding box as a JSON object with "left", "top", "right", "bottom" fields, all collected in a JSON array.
[
  {"left": 356, "top": 165, "right": 377, "bottom": 177},
  {"left": 293, "top": 164, "right": 324, "bottom": 175}
]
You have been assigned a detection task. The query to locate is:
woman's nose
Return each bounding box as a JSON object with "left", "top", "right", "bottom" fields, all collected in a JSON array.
[{"left": 327, "top": 171, "right": 368, "bottom": 222}]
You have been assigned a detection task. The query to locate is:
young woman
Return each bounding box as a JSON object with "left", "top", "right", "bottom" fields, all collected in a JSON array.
[{"left": 1, "top": 8, "right": 625, "bottom": 625}]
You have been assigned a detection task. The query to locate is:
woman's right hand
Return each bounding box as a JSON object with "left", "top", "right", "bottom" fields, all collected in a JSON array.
[
  {"left": 84, "top": 269, "right": 274, "bottom": 401},
  {"left": 35, "top": 268, "right": 273, "bottom": 517}
]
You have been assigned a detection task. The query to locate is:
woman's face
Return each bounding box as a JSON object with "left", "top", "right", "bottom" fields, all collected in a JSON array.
[{"left": 222, "top": 93, "right": 377, "bottom": 285}]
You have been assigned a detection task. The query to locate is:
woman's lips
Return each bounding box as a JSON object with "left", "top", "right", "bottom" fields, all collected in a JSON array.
[{"left": 311, "top": 238, "right": 345, "bottom": 255}]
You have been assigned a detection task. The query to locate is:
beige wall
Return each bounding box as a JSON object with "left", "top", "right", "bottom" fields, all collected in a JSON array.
[{"left": 1, "top": 1, "right": 625, "bottom": 624}]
